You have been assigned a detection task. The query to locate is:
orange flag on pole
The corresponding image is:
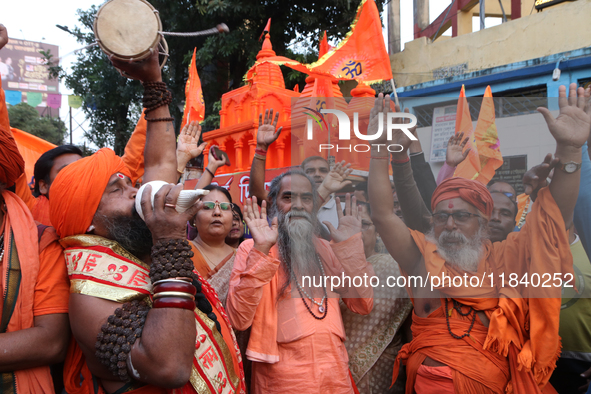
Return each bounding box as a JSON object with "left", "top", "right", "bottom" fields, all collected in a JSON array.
[
  {"left": 318, "top": 31, "right": 333, "bottom": 58},
  {"left": 181, "top": 48, "right": 205, "bottom": 130},
  {"left": 306, "top": 0, "right": 392, "bottom": 83},
  {"left": 259, "top": 18, "right": 271, "bottom": 41},
  {"left": 453, "top": 85, "right": 481, "bottom": 180},
  {"left": 245, "top": 0, "right": 392, "bottom": 84},
  {"left": 473, "top": 86, "right": 503, "bottom": 184}
]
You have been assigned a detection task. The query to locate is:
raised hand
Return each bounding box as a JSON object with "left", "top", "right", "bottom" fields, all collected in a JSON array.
[
  {"left": 538, "top": 84, "right": 591, "bottom": 149},
  {"left": 323, "top": 194, "right": 361, "bottom": 243},
  {"left": 207, "top": 145, "right": 228, "bottom": 171},
  {"left": 141, "top": 183, "right": 202, "bottom": 242},
  {"left": 522, "top": 153, "right": 559, "bottom": 199},
  {"left": 177, "top": 121, "right": 207, "bottom": 173},
  {"left": 368, "top": 93, "right": 395, "bottom": 148},
  {"left": 109, "top": 45, "right": 161, "bottom": 82},
  {"left": 257, "top": 109, "right": 283, "bottom": 150},
  {"left": 0, "top": 24, "right": 8, "bottom": 50},
  {"left": 244, "top": 196, "right": 278, "bottom": 255},
  {"left": 445, "top": 132, "right": 471, "bottom": 167},
  {"left": 318, "top": 160, "right": 352, "bottom": 195}
]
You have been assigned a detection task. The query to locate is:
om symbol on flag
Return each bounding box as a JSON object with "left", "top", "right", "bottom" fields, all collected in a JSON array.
[{"left": 341, "top": 60, "right": 363, "bottom": 78}]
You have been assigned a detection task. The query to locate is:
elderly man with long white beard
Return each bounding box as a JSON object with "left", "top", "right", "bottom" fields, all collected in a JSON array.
[
  {"left": 226, "top": 170, "right": 374, "bottom": 393},
  {"left": 368, "top": 85, "right": 590, "bottom": 394}
]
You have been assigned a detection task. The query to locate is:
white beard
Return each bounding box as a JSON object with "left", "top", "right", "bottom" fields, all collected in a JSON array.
[
  {"left": 426, "top": 225, "right": 487, "bottom": 272},
  {"left": 277, "top": 210, "right": 323, "bottom": 296}
]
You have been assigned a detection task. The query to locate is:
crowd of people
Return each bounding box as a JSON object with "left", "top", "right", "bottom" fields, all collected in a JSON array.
[{"left": 1, "top": 22, "right": 591, "bottom": 394}]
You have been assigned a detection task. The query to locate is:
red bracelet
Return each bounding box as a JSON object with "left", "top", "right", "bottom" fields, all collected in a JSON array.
[
  {"left": 153, "top": 297, "right": 195, "bottom": 310},
  {"left": 254, "top": 148, "right": 267, "bottom": 156},
  {"left": 317, "top": 191, "right": 326, "bottom": 203},
  {"left": 153, "top": 281, "right": 196, "bottom": 296},
  {"left": 391, "top": 156, "right": 410, "bottom": 164}
]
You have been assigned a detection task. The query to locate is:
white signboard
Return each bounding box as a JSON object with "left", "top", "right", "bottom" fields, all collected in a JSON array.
[{"left": 429, "top": 105, "right": 457, "bottom": 162}]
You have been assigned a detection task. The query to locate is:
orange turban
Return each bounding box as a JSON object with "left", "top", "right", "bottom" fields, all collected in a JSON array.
[
  {"left": 0, "top": 127, "right": 25, "bottom": 188},
  {"left": 49, "top": 148, "right": 130, "bottom": 238},
  {"left": 431, "top": 177, "right": 493, "bottom": 218}
]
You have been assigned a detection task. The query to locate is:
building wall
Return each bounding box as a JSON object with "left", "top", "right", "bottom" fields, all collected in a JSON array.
[{"left": 392, "top": 0, "right": 591, "bottom": 88}]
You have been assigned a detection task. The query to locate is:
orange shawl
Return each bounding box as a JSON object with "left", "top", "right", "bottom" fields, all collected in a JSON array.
[
  {"left": 393, "top": 187, "right": 570, "bottom": 393},
  {"left": 1, "top": 190, "right": 54, "bottom": 393}
]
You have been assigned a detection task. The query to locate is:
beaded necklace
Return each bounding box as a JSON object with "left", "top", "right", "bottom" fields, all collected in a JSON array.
[
  {"left": 445, "top": 298, "right": 476, "bottom": 339},
  {"left": 291, "top": 253, "right": 328, "bottom": 320}
]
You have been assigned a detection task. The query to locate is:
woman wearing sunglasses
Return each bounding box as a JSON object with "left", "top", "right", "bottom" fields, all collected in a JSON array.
[{"left": 190, "top": 184, "right": 236, "bottom": 306}]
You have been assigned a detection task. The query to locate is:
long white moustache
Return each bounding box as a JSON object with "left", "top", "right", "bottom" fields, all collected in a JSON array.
[{"left": 135, "top": 181, "right": 210, "bottom": 221}]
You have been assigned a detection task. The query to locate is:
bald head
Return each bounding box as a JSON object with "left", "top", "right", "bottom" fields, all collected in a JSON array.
[{"left": 488, "top": 181, "right": 516, "bottom": 202}]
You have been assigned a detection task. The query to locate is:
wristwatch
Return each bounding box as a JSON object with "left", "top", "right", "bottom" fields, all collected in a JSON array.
[{"left": 558, "top": 161, "right": 582, "bottom": 174}]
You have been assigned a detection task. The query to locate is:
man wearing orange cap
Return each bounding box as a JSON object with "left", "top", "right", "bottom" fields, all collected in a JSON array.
[
  {"left": 0, "top": 24, "right": 70, "bottom": 394},
  {"left": 368, "top": 86, "right": 589, "bottom": 393},
  {"left": 48, "top": 48, "right": 244, "bottom": 393}
]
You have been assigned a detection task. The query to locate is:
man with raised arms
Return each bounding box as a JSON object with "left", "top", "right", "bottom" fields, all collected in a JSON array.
[{"left": 368, "top": 86, "right": 589, "bottom": 393}]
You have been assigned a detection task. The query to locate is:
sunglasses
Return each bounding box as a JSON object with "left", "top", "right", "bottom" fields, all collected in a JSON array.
[{"left": 202, "top": 201, "right": 233, "bottom": 211}]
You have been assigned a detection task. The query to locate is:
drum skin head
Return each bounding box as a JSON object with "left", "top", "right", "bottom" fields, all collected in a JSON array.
[{"left": 94, "top": 0, "right": 162, "bottom": 61}]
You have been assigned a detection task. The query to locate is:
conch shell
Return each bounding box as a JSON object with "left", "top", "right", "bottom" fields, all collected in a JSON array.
[{"left": 135, "top": 181, "right": 209, "bottom": 220}]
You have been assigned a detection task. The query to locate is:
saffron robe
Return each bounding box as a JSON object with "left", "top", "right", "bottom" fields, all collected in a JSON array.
[{"left": 392, "top": 187, "right": 571, "bottom": 393}]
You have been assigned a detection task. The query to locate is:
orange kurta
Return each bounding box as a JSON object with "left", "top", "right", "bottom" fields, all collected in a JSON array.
[
  {"left": 1, "top": 191, "right": 69, "bottom": 394},
  {"left": 227, "top": 234, "right": 374, "bottom": 394},
  {"left": 393, "top": 187, "right": 570, "bottom": 394}
]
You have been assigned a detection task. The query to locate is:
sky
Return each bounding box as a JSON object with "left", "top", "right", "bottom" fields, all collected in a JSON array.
[{"left": 2, "top": 0, "right": 497, "bottom": 148}]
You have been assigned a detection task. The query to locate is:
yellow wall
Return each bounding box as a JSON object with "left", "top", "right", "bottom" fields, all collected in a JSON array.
[{"left": 391, "top": 0, "right": 591, "bottom": 87}]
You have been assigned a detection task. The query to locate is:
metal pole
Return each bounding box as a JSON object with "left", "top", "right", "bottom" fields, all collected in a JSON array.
[
  {"left": 480, "top": 0, "right": 486, "bottom": 30},
  {"left": 69, "top": 106, "right": 73, "bottom": 145}
]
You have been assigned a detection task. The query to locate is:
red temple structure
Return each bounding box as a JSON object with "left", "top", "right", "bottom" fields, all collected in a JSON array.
[
  {"left": 198, "top": 30, "right": 378, "bottom": 206},
  {"left": 202, "top": 31, "right": 299, "bottom": 174}
]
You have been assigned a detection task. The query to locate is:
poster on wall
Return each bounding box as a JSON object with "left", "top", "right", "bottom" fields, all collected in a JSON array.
[
  {"left": 490, "top": 155, "right": 528, "bottom": 195},
  {"left": 429, "top": 105, "right": 457, "bottom": 162},
  {"left": 1, "top": 38, "right": 60, "bottom": 110}
]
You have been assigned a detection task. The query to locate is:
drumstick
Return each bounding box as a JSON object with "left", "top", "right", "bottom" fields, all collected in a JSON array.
[{"left": 160, "top": 24, "right": 229, "bottom": 37}]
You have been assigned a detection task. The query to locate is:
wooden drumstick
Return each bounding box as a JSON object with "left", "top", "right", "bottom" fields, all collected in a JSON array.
[{"left": 160, "top": 24, "right": 230, "bottom": 37}]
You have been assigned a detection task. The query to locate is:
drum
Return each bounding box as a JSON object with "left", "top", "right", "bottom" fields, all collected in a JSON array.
[{"left": 94, "top": 0, "right": 169, "bottom": 69}]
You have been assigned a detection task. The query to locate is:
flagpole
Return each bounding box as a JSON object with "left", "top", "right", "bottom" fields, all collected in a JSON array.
[{"left": 390, "top": 79, "right": 400, "bottom": 109}]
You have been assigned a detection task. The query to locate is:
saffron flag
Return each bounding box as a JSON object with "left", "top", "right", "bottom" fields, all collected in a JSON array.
[
  {"left": 472, "top": 86, "right": 503, "bottom": 184},
  {"left": 319, "top": 31, "right": 333, "bottom": 58},
  {"left": 181, "top": 48, "right": 205, "bottom": 129},
  {"left": 306, "top": 0, "right": 392, "bottom": 83},
  {"left": 259, "top": 18, "right": 271, "bottom": 41},
  {"left": 246, "top": 0, "right": 392, "bottom": 84},
  {"left": 12, "top": 127, "right": 57, "bottom": 183},
  {"left": 453, "top": 85, "right": 481, "bottom": 180}
]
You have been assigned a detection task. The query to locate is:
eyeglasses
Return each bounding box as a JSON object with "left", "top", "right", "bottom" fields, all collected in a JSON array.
[
  {"left": 432, "top": 211, "right": 480, "bottom": 225},
  {"left": 202, "top": 201, "right": 233, "bottom": 211}
]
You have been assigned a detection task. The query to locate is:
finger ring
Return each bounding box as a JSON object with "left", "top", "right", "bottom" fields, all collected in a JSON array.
[{"left": 164, "top": 203, "right": 176, "bottom": 209}]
